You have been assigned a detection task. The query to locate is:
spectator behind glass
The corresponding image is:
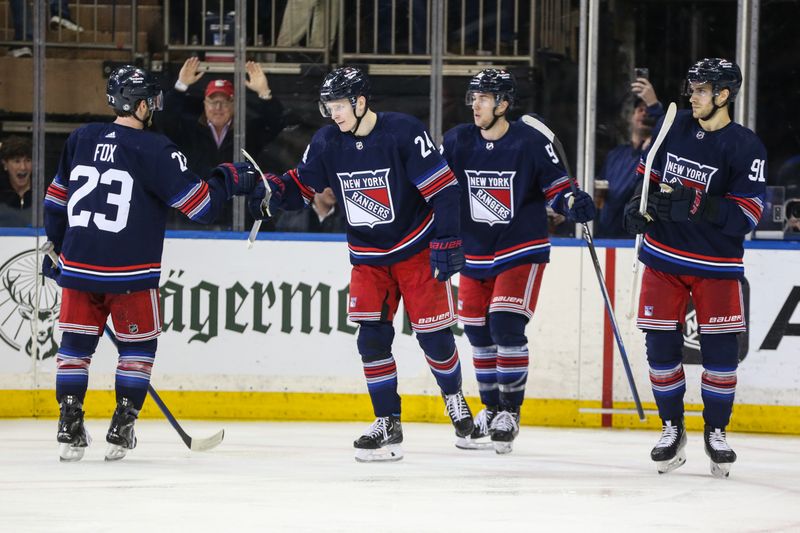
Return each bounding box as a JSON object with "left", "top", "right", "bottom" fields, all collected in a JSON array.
[
  {"left": 7, "top": 0, "right": 84, "bottom": 58},
  {"left": 0, "top": 136, "right": 33, "bottom": 227},
  {"left": 278, "top": 0, "right": 340, "bottom": 50},
  {"left": 274, "top": 187, "right": 345, "bottom": 233},
  {"left": 153, "top": 57, "right": 285, "bottom": 228},
  {"left": 594, "top": 76, "right": 664, "bottom": 238}
]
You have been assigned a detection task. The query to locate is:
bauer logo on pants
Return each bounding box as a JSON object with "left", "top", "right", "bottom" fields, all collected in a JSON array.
[
  {"left": 465, "top": 170, "right": 516, "bottom": 225},
  {"left": 338, "top": 168, "right": 395, "bottom": 227}
]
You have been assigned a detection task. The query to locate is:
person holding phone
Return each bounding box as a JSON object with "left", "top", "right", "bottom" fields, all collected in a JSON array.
[{"left": 594, "top": 67, "right": 664, "bottom": 237}]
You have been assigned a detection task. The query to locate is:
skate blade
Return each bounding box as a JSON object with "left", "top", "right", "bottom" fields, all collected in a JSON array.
[
  {"left": 656, "top": 450, "right": 687, "bottom": 474},
  {"left": 59, "top": 442, "right": 87, "bottom": 462},
  {"left": 709, "top": 461, "right": 732, "bottom": 479},
  {"left": 354, "top": 444, "right": 403, "bottom": 463},
  {"left": 455, "top": 436, "right": 493, "bottom": 450},
  {"left": 493, "top": 441, "right": 514, "bottom": 455},
  {"left": 104, "top": 443, "right": 131, "bottom": 461}
]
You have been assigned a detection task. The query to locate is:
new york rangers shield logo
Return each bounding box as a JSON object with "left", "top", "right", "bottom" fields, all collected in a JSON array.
[
  {"left": 664, "top": 152, "right": 718, "bottom": 191},
  {"left": 465, "top": 170, "right": 516, "bottom": 225},
  {"left": 338, "top": 168, "right": 395, "bottom": 227}
]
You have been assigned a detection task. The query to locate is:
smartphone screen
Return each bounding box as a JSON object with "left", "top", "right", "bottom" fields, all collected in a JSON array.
[{"left": 635, "top": 67, "right": 649, "bottom": 79}]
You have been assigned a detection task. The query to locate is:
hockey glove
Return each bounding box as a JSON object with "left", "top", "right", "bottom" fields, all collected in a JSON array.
[
  {"left": 564, "top": 190, "right": 596, "bottom": 223},
  {"left": 429, "top": 236, "right": 464, "bottom": 282},
  {"left": 42, "top": 254, "right": 60, "bottom": 282},
  {"left": 622, "top": 194, "right": 652, "bottom": 235},
  {"left": 213, "top": 162, "right": 258, "bottom": 198},
  {"left": 650, "top": 183, "right": 719, "bottom": 223},
  {"left": 247, "top": 174, "right": 284, "bottom": 220}
]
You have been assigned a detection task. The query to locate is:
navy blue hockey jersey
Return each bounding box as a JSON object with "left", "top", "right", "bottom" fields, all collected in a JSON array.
[
  {"left": 441, "top": 120, "right": 573, "bottom": 279},
  {"left": 44, "top": 122, "right": 228, "bottom": 293},
  {"left": 275, "top": 112, "right": 459, "bottom": 265},
  {"left": 637, "top": 110, "right": 766, "bottom": 279}
]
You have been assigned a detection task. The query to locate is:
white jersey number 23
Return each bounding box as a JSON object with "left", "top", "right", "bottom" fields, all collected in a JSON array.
[{"left": 67, "top": 165, "right": 133, "bottom": 233}]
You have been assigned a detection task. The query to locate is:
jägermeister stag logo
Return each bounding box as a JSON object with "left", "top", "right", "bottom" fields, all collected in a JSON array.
[{"left": 0, "top": 250, "right": 61, "bottom": 359}]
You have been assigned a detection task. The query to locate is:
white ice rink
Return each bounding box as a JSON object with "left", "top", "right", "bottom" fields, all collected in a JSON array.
[{"left": 1, "top": 419, "right": 798, "bottom": 532}]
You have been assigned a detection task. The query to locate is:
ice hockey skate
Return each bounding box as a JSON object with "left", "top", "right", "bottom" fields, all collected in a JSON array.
[
  {"left": 455, "top": 406, "right": 497, "bottom": 450},
  {"left": 354, "top": 416, "right": 403, "bottom": 462},
  {"left": 651, "top": 419, "right": 687, "bottom": 474},
  {"left": 105, "top": 398, "right": 139, "bottom": 461},
  {"left": 490, "top": 408, "right": 520, "bottom": 454},
  {"left": 443, "top": 390, "right": 474, "bottom": 438},
  {"left": 704, "top": 425, "right": 737, "bottom": 478},
  {"left": 57, "top": 395, "right": 92, "bottom": 462}
]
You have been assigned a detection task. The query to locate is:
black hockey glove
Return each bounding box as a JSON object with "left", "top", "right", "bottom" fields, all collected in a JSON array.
[
  {"left": 246, "top": 173, "right": 284, "bottom": 220},
  {"left": 429, "top": 236, "right": 464, "bottom": 282},
  {"left": 213, "top": 162, "right": 258, "bottom": 198},
  {"left": 623, "top": 194, "right": 651, "bottom": 235},
  {"left": 650, "top": 183, "right": 719, "bottom": 223},
  {"left": 42, "top": 254, "right": 60, "bottom": 282},
  {"left": 564, "top": 190, "right": 596, "bottom": 223}
]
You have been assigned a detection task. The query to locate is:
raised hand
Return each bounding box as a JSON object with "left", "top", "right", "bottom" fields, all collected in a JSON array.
[{"left": 178, "top": 57, "right": 205, "bottom": 88}]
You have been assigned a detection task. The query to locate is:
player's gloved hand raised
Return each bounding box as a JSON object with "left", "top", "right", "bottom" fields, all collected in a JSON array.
[
  {"left": 246, "top": 173, "right": 284, "bottom": 220},
  {"left": 564, "top": 190, "right": 596, "bottom": 222},
  {"left": 429, "top": 236, "right": 464, "bottom": 282},
  {"left": 212, "top": 162, "right": 258, "bottom": 198},
  {"left": 623, "top": 194, "right": 653, "bottom": 234},
  {"left": 650, "top": 183, "right": 718, "bottom": 223}
]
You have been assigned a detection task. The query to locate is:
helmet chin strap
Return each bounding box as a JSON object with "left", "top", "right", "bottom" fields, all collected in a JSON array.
[
  {"left": 132, "top": 103, "right": 153, "bottom": 128},
  {"left": 480, "top": 105, "right": 507, "bottom": 131},
  {"left": 349, "top": 102, "right": 367, "bottom": 136},
  {"left": 700, "top": 90, "right": 727, "bottom": 122}
]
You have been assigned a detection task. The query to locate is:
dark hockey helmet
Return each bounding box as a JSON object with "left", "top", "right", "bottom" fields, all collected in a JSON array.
[
  {"left": 684, "top": 58, "right": 742, "bottom": 102},
  {"left": 106, "top": 65, "right": 163, "bottom": 114},
  {"left": 318, "top": 66, "right": 371, "bottom": 117},
  {"left": 465, "top": 68, "right": 516, "bottom": 108}
]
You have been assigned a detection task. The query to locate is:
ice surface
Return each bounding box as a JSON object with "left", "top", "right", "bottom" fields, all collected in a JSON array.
[{"left": 1, "top": 420, "right": 798, "bottom": 532}]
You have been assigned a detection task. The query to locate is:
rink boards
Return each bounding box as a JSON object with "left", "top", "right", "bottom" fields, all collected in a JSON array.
[{"left": 1, "top": 231, "right": 798, "bottom": 434}]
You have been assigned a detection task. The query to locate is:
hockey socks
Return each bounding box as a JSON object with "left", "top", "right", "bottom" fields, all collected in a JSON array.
[
  {"left": 418, "top": 330, "right": 463, "bottom": 395},
  {"left": 114, "top": 339, "right": 156, "bottom": 410},
  {"left": 471, "top": 345, "right": 499, "bottom": 407},
  {"left": 496, "top": 345, "right": 528, "bottom": 407},
  {"left": 55, "top": 332, "right": 99, "bottom": 403}
]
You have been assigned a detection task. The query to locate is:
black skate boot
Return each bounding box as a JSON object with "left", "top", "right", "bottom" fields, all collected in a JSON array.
[
  {"left": 455, "top": 406, "right": 497, "bottom": 450},
  {"left": 490, "top": 406, "right": 520, "bottom": 454},
  {"left": 443, "top": 390, "right": 475, "bottom": 438},
  {"left": 704, "top": 425, "right": 737, "bottom": 478},
  {"left": 651, "top": 419, "right": 687, "bottom": 474},
  {"left": 57, "top": 395, "right": 91, "bottom": 462},
  {"left": 354, "top": 416, "right": 403, "bottom": 462},
  {"left": 105, "top": 397, "right": 139, "bottom": 461}
]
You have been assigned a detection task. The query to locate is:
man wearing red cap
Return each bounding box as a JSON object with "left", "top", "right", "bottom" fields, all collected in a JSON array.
[{"left": 155, "top": 58, "right": 285, "bottom": 227}]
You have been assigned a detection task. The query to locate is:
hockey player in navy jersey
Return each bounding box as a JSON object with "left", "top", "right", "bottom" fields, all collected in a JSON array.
[
  {"left": 623, "top": 58, "right": 766, "bottom": 478},
  {"left": 441, "top": 69, "right": 596, "bottom": 454},
  {"left": 247, "top": 66, "right": 473, "bottom": 462},
  {"left": 43, "top": 65, "right": 256, "bottom": 461}
]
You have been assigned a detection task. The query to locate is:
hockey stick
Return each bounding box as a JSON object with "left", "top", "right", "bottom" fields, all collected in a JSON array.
[
  {"left": 521, "top": 114, "right": 645, "bottom": 421},
  {"left": 629, "top": 102, "right": 678, "bottom": 319},
  {"left": 102, "top": 326, "right": 225, "bottom": 451},
  {"left": 242, "top": 148, "right": 272, "bottom": 249}
]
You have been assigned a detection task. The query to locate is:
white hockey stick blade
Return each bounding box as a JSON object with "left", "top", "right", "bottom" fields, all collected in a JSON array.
[
  {"left": 189, "top": 428, "right": 225, "bottom": 452},
  {"left": 637, "top": 102, "right": 677, "bottom": 216},
  {"left": 520, "top": 114, "right": 556, "bottom": 141},
  {"left": 247, "top": 220, "right": 262, "bottom": 249},
  {"left": 241, "top": 148, "right": 272, "bottom": 249}
]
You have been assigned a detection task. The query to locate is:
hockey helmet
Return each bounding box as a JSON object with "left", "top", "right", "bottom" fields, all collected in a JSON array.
[
  {"left": 318, "top": 66, "right": 371, "bottom": 117},
  {"left": 106, "top": 65, "right": 163, "bottom": 114},
  {"left": 685, "top": 58, "right": 742, "bottom": 102},
  {"left": 465, "top": 68, "right": 516, "bottom": 108}
]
